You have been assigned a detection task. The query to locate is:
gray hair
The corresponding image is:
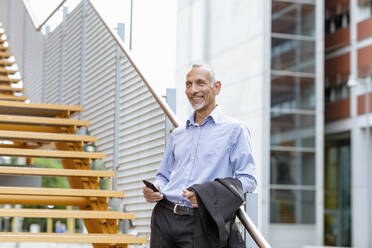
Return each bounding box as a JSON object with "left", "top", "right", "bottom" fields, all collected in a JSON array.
[{"left": 191, "top": 64, "right": 217, "bottom": 85}]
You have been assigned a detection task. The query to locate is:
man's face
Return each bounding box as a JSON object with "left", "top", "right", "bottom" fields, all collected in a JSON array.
[{"left": 185, "top": 67, "right": 220, "bottom": 111}]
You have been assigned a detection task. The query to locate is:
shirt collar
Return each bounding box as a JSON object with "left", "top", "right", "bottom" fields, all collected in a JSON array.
[{"left": 186, "top": 106, "right": 222, "bottom": 127}]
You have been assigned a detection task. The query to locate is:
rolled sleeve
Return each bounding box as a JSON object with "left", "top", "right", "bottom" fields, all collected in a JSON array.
[
  {"left": 154, "top": 135, "right": 174, "bottom": 192},
  {"left": 230, "top": 125, "right": 257, "bottom": 193}
]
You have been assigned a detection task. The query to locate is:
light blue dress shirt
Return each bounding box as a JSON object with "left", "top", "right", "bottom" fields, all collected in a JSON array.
[{"left": 154, "top": 107, "right": 257, "bottom": 208}]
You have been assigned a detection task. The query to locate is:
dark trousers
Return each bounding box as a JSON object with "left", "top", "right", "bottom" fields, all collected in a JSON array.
[{"left": 150, "top": 202, "right": 195, "bottom": 248}]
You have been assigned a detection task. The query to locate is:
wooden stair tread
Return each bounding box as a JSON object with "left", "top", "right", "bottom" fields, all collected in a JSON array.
[
  {"left": 0, "top": 51, "right": 11, "bottom": 58},
  {"left": 0, "top": 186, "right": 124, "bottom": 198},
  {"left": 0, "top": 32, "right": 137, "bottom": 243},
  {"left": 0, "top": 144, "right": 39, "bottom": 149},
  {"left": 0, "top": 100, "right": 83, "bottom": 117},
  {"left": 0, "top": 59, "right": 13, "bottom": 66},
  {"left": 0, "top": 94, "right": 27, "bottom": 101},
  {"left": 0, "top": 76, "right": 20, "bottom": 82},
  {"left": 0, "top": 147, "right": 105, "bottom": 159},
  {"left": 0, "top": 67, "right": 16, "bottom": 74},
  {"left": 0, "top": 208, "right": 135, "bottom": 219},
  {"left": 0, "top": 85, "right": 23, "bottom": 92},
  {"left": 0, "top": 166, "right": 114, "bottom": 178},
  {"left": 0, "top": 130, "right": 97, "bottom": 142},
  {"left": 0, "top": 195, "right": 89, "bottom": 206},
  {"left": 0, "top": 232, "right": 147, "bottom": 244},
  {"left": 0, "top": 115, "right": 89, "bottom": 127}
]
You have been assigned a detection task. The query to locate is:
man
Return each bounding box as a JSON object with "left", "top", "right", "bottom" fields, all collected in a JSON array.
[{"left": 143, "top": 64, "right": 256, "bottom": 247}]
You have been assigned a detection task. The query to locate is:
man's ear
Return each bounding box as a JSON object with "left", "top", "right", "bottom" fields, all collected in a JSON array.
[{"left": 214, "top": 81, "right": 221, "bottom": 95}]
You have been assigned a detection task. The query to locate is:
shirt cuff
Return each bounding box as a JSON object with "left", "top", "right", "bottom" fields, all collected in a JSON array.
[
  {"left": 236, "top": 175, "right": 257, "bottom": 193},
  {"left": 153, "top": 178, "right": 167, "bottom": 192}
]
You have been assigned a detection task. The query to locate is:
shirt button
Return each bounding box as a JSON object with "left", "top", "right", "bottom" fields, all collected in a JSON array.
[{"left": 191, "top": 157, "right": 194, "bottom": 160}]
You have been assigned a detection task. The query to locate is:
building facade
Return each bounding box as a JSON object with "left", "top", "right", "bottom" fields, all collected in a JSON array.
[
  {"left": 176, "top": 0, "right": 372, "bottom": 247},
  {"left": 324, "top": 0, "right": 372, "bottom": 247}
]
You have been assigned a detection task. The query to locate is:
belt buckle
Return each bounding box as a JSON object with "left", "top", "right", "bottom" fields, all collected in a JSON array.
[{"left": 173, "top": 204, "right": 179, "bottom": 214}]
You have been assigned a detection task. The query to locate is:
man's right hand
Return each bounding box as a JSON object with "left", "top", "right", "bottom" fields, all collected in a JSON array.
[{"left": 143, "top": 186, "right": 163, "bottom": 202}]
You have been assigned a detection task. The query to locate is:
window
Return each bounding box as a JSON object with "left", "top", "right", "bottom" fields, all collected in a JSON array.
[
  {"left": 357, "top": 0, "right": 372, "bottom": 23},
  {"left": 324, "top": 138, "right": 351, "bottom": 246},
  {"left": 271, "top": 75, "right": 315, "bottom": 110},
  {"left": 270, "top": 0, "right": 316, "bottom": 224},
  {"left": 325, "top": 84, "right": 350, "bottom": 103},
  {"left": 270, "top": 189, "right": 315, "bottom": 224},
  {"left": 271, "top": 113, "right": 315, "bottom": 147},
  {"left": 325, "top": 12, "right": 349, "bottom": 35},
  {"left": 271, "top": 38, "right": 315, "bottom": 73},
  {"left": 271, "top": 151, "right": 315, "bottom": 185},
  {"left": 272, "top": 1, "right": 315, "bottom": 36}
]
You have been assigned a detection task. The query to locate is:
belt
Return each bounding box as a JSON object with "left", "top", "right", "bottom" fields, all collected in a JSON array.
[{"left": 158, "top": 198, "right": 195, "bottom": 216}]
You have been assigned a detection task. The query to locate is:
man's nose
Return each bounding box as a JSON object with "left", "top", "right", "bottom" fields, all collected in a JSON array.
[{"left": 190, "top": 83, "right": 199, "bottom": 93}]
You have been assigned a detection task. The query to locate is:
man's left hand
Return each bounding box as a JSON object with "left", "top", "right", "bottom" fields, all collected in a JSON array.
[{"left": 182, "top": 189, "right": 198, "bottom": 208}]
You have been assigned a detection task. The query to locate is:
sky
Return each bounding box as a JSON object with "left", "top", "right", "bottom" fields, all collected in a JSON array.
[{"left": 26, "top": 0, "right": 178, "bottom": 96}]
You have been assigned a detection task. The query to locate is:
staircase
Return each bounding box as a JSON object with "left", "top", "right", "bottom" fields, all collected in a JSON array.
[{"left": 0, "top": 26, "right": 146, "bottom": 247}]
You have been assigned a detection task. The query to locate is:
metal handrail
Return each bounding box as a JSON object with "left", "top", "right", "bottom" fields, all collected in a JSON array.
[
  {"left": 22, "top": 0, "right": 67, "bottom": 31},
  {"left": 237, "top": 206, "right": 271, "bottom": 248},
  {"left": 19, "top": 1, "right": 270, "bottom": 247},
  {"left": 87, "top": 0, "right": 180, "bottom": 128},
  {"left": 20, "top": 0, "right": 180, "bottom": 127},
  {"left": 35, "top": 0, "right": 67, "bottom": 31}
]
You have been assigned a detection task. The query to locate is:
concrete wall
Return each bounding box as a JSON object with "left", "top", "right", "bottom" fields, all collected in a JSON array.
[{"left": 176, "top": 0, "right": 269, "bottom": 238}]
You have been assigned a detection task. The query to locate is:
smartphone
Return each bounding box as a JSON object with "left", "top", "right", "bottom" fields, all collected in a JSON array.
[{"left": 143, "top": 180, "right": 159, "bottom": 192}]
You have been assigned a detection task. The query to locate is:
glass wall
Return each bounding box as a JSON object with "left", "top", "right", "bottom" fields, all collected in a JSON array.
[{"left": 270, "top": 0, "right": 316, "bottom": 224}]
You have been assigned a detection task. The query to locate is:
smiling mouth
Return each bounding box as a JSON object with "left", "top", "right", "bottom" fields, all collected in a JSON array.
[
  {"left": 191, "top": 96, "right": 204, "bottom": 102},
  {"left": 189, "top": 95, "right": 206, "bottom": 110}
]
